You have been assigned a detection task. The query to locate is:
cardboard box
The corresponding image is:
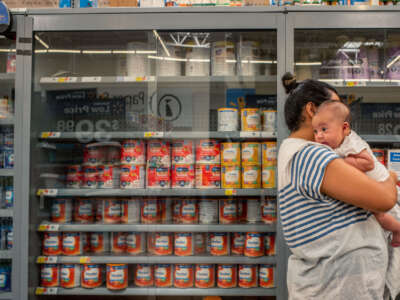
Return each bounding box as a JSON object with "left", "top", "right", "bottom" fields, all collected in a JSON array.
[{"left": 4, "top": 0, "right": 58, "bottom": 8}]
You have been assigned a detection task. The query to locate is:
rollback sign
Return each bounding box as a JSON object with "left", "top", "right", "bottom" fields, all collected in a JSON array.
[{"left": 359, "top": 103, "right": 400, "bottom": 135}]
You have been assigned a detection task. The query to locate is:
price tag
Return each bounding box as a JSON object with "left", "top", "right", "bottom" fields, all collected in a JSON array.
[
  {"left": 261, "top": 132, "right": 277, "bottom": 138},
  {"left": 82, "top": 76, "right": 101, "bottom": 83},
  {"left": 40, "top": 77, "right": 59, "bottom": 83},
  {"left": 48, "top": 224, "right": 60, "bottom": 231},
  {"left": 79, "top": 256, "right": 91, "bottom": 264},
  {"left": 37, "top": 256, "right": 58, "bottom": 264},
  {"left": 240, "top": 131, "right": 260, "bottom": 138},
  {"left": 36, "top": 287, "right": 58, "bottom": 295},
  {"left": 37, "top": 189, "right": 58, "bottom": 197},
  {"left": 41, "top": 132, "right": 61, "bottom": 139},
  {"left": 225, "top": 189, "right": 237, "bottom": 196},
  {"left": 144, "top": 132, "right": 163, "bottom": 138},
  {"left": 38, "top": 224, "right": 49, "bottom": 231},
  {"left": 135, "top": 76, "right": 146, "bottom": 82}
]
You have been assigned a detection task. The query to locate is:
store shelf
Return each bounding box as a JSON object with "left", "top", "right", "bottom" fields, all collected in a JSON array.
[
  {"left": 37, "top": 188, "right": 277, "bottom": 197},
  {"left": 0, "top": 250, "right": 12, "bottom": 259},
  {"left": 0, "top": 169, "right": 14, "bottom": 177},
  {"left": 36, "top": 255, "right": 276, "bottom": 265},
  {"left": 319, "top": 78, "right": 400, "bottom": 88},
  {"left": 38, "top": 131, "right": 277, "bottom": 141},
  {"left": 361, "top": 135, "right": 400, "bottom": 144},
  {"left": 0, "top": 292, "right": 12, "bottom": 299},
  {"left": 36, "top": 287, "right": 276, "bottom": 296},
  {"left": 0, "top": 118, "right": 14, "bottom": 126},
  {"left": 0, "top": 73, "right": 15, "bottom": 84},
  {"left": 38, "top": 222, "right": 276, "bottom": 233},
  {"left": 0, "top": 210, "right": 13, "bottom": 217}
]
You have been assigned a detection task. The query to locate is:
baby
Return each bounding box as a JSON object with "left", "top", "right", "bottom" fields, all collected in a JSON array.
[{"left": 312, "top": 100, "right": 400, "bottom": 247}]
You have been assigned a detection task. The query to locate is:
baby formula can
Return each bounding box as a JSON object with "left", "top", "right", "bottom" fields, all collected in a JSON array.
[
  {"left": 107, "top": 264, "right": 128, "bottom": 290},
  {"left": 242, "top": 142, "right": 261, "bottom": 165},
  {"left": 221, "top": 142, "right": 241, "bottom": 165},
  {"left": 66, "top": 165, "right": 82, "bottom": 188},
  {"left": 174, "top": 264, "right": 194, "bottom": 288},
  {"left": 147, "top": 140, "right": 170, "bottom": 167},
  {"left": 180, "top": 199, "right": 198, "bottom": 224},
  {"left": 121, "top": 199, "right": 140, "bottom": 223},
  {"left": 172, "top": 140, "right": 194, "bottom": 165},
  {"left": 97, "top": 165, "right": 117, "bottom": 189},
  {"left": 199, "top": 199, "right": 218, "bottom": 224},
  {"left": 196, "top": 140, "right": 220, "bottom": 164},
  {"left": 217, "top": 264, "right": 237, "bottom": 288},
  {"left": 219, "top": 199, "right": 237, "bottom": 224},
  {"left": 126, "top": 232, "right": 146, "bottom": 255},
  {"left": 194, "top": 233, "right": 207, "bottom": 254},
  {"left": 259, "top": 265, "right": 274, "bottom": 288},
  {"left": 51, "top": 198, "right": 73, "bottom": 224},
  {"left": 171, "top": 164, "right": 195, "bottom": 188},
  {"left": 218, "top": 108, "right": 239, "bottom": 132},
  {"left": 174, "top": 232, "right": 194, "bottom": 256},
  {"left": 195, "top": 164, "right": 221, "bottom": 189},
  {"left": 159, "top": 198, "right": 172, "bottom": 224},
  {"left": 231, "top": 232, "right": 245, "bottom": 256},
  {"left": 242, "top": 165, "right": 261, "bottom": 189},
  {"left": 241, "top": 108, "right": 261, "bottom": 132},
  {"left": 134, "top": 264, "right": 154, "bottom": 287},
  {"left": 81, "top": 264, "right": 103, "bottom": 288},
  {"left": 82, "top": 165, "right": 98, "bottom": 189},
  {"left": 41, "top": 264, "right": 59, "bottom": 287},
  {"left": 372, "top": 148, "right": 386, "bottom": 166},
  {"left": 244, "top": 232, "right": 264, "bottom": 257},
  {"left": 103, "top": 199, "right": 121, "bottom": 224},
  {"left": 239, "top": 264, "right": 258, "bottom": 288},
  {"left": 261, "top": 199, "right": 277, "bottom": 224},
  {"left": 264, "top": 233, "right": 276, "bottom": 256},
  {"left": 262, "top": 166, "right": 276, "bottom": 188},
  {"left": 95, "top": 199, "right": 104, "bottom": 223},
  {"left": 43, "top": 232, "right": 62, "bottom": 256},
  {"left": 155, "top": 264, "right": 173, "bottom": 287},
  {"left": 60, "top": 264, "right": 80, "bottom": 288},
  {"left": 195, "top": 264, "right": 215, "bottom": 288},
  {"left": 82, "top": 233, "right": 90, "bottom": 253},
  {"left": 209, "top": 232, "right": 230, "bottom": 256},
  {"left": 62, "top": 232, "right": 82, "bottom": 256},
  {"left": 120, "top": 164, "right": 145, "bottom": 189},
  {"left": 90, "top": 232, "right": 110, "bottom": 254},
  {"left": 74, "top": 198, "right": 94, "bottom": 223},
  {"left": 262, "top": 141, "right": 277, "bottom": 167},
  {"left": 83, "top": 143, "right": 104, "bottom": 166},
  {"left": 246, "top": 199, "right": 261, "bottom": 224},
  {"left": 141, "top": 198, "right": 160, "bottom": 224},
  {"left": 121, "top": 140, "right": 146, "bottom": 165},
  {"left": 146, "top": 166, "right": 171, "bottom": 189},
  {"left": 153, "top": 232, "right": 173, "bottom": 256},
  {"left": 262, "top": 110, "right": 277, "bottom": 133},
  {"left": 111, "top": 232, "right": 127, "bottom": 254},
  {"left": 238, "top": 198, "right": 247, "bottom": 223},
  {"left": 172, "top": 199, "right": 181, "bottom": 224},
  {"left": 147, "top": 232, "right": 156, "bottom": 255},
  {"left": 221, "top": 165, "right": 241, "bottom": 189}
]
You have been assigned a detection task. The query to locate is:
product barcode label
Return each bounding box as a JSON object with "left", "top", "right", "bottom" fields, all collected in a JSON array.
[
  {"left": 37, "top": 189, "right": 58, "bottom": 197},
  {"left": 41, "top": 132, "right": 61, "bottom": 139},
  {"left": 240, "top": 131, "right": 260, "bottom": 138},
  {"left": 81, "top": 76, "right": 101, "bottom": 82}
]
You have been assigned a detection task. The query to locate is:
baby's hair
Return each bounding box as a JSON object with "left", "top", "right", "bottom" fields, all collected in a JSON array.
[{"left": 316, "top": 100, "right": 352, "bottom": 124}]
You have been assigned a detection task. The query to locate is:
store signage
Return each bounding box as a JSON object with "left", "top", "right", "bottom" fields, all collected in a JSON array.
[
  {"left": 0, "top": 1, "right": 10, "bottom": 34},
  {"left": 358, "top": 103, "right": 400, "bottom": 135}
]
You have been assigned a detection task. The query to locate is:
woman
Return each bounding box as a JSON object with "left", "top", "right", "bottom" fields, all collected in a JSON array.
[{"left": 278, "top": 73, "right": 398, "bottom": 299}]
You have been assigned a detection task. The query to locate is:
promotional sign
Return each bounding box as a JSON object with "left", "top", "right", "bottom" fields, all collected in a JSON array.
[{"left": 358, "top": 103, "right": 400, "bottom": 135}]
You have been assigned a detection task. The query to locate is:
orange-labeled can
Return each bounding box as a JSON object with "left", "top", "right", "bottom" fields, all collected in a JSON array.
[
  {"left": 43, "top": 232, "right": 62, "bottom": 256},
  {"left": 195, "top": 164, "right": 221, "bottom": 189},
  {"left": 194, "top": 233, "right": 207, "bottom": 254},
  {"left": 219, "top": 199, "right": 237, "bottom": 224},
  {"left": 264, "top": 234, "right": 276, "bottom": 256},
  {"left": 74, "top": 198, "right": 94, "bottom": 223},
  {"left": 159, "top": 198, "right": 172, "bottom": 224},
  {"left": 180, "top": 199, "right": 199, "bottom": 224},
  {"left": 209, "top": 233, "right": 230, "bottom": 256},
  {"left": 237, "top": 199, "right": 247, "bottom": 223},
  {"left": 241, "top": 108, "right": 261, "bottom": 132},
  {"left": 107, "top": 264, "right": 128, "bottom": 290},
  {"left": 154, "top": 264, "right": 173, "bottom": 287},
  {"left": 372, "top": 148, "right": 386, "bottom": 166},
  {"left": 51, "top": 198, "right": 73, "bottom": 223},
  {"left": 103, "top": 199, "right": 122, "bottom": 224},
  {"left": 126, "top": 232, "right": 146, "bottom": 255},
  {"left": 141, "top": 199, "right": 160, "bottom": 224},
  {"left": 60, "top": 264, "right": 80, "bottom": 288},
  {"left": 81, "top": 264, "right": 103, "bottom": 288},
  {"left": 146, "top": 166, "right": 171, "bottom": 189},
  {"left": 241, "top": 142, "right": 261, "bottom": 165},
  {"left": 121, "top": 199, "right": 140, "bottom": 224},
  {"left": 147, "top": 232, "right": 155, "bottom": 255},
  {"left": 174, "top": 264, "right": 194, "bottom": 288},
  {"left": 174, "top": 232, "right": 194, "bottom": 256},
  {"left": 62, "top": 232, "right": 82, "bottom": 256},
  {"left": 135, "top": 264, "right": 154, "bottom": 287},
  {"left": 111, "top": 232, "right": 127, "bottom": 254},
  {"left": 262, "top": 141, "right": 277, "bottom": 167},
  {"left": 221, "top": 165, "right": 241, "bottom": 189},
  {"left": 261, "top": 199, "right": 277, "bottom": 224},
  {"left": 41, "top": 264, "right": 59, "bottom": 287},
  {"left": 82, "top": 232, "right": 90, "bottom": 253},
  {"left": 217, "top": 264, "right": 237, "bottom": 288},
  {"left": 90, "top": 232, "right": 110, "bottom": 254},
  {"left": 259, "top": 265, "right": 274, "bottom": 288},
  {"left": 195, "top": 264, "right": 215, "bottom": 288},
  {"left": 231, "top": 232, "right": 245, "bottom": 255},
  {"left": 242, "top": 165, "right": 261, "bottom": 189},
  {"left": 154, "top": 233, "right": 173, "bottom": 256},
  {"left": 221, "top": 143, "right": 240, "bottom": 166},
  {"left": 262, "top": 166, "right": 276, "bottom": 189},
  {"left": 244, "top": 232, "right": 264, "bottom": 257},
  {"left": 238, "top": 264, "right": 258, "bottom": 288},
  {"left": 195, "top": 139, "right": 220, "bottom": 164}
]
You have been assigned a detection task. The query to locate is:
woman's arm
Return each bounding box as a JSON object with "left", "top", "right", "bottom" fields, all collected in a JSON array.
[{"left": 321, "top": 158, "right": 397, "bottom": 213}]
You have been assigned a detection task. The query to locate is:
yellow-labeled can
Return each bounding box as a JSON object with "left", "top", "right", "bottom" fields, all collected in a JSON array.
[
  {"left": 242, "top": 165, "right": 261, "bottom": 189},
  {"left": 221, "top": 165, "right": 241, "bottom": 189},
  {"left": 221, "top": 143, "right": 241, "bottom": 166},
  {"left": 241, "top": 108, "right": 261, "bottom": 132},
  {"left": 262, "top": 141, "right": 277, "bottom": 167},
  {"left": 241, "top": 142, "right": 261, "bottom": 165},
  {"left": 262, "top": 166, "right": 276, "bottom": 189}
]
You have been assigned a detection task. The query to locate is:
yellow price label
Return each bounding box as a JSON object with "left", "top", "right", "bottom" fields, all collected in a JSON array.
[
  {"left": 136, "top": 76, "right": 145, "bottom": 82},
  {"left": 79, "top": 257, "right": 91, "bottom": 264},
  {"left": 346, "top": 81, "right": 355, "bottom": 87},
  {"left": 37, "top": 257, "right": 46, "bottom": 263},
  {"left": 57, "top": 77, "right": 66, "bottom": 83},
  {"left": 38, "top": 224, "right": 48, "bottom": 231},
  {"left": 41, "top": 132, "right": 50, "bottom": 138},
  {"left": 37, "top": 189, "right": 44, "bottom": 196},
  {"left": 36, "top": 287, "right": 46, "bottom": 295},
  {"left": 144, "top": 132, "right": 154, "bottom": 138},
  {"left": 225, "top": 189, "right": 237, "bottom": 196}
]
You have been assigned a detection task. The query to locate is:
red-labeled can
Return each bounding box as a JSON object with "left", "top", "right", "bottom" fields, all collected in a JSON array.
[
  {"left": 141, "top": 199, "right": 160, "bottom": 224},
  {"left": 41, "top": 264, "right": 59, "bottom": 287},
  {"left": 159, "top": 199, "right": 172, "bottom": 224},
  {"left": 43, "top": 232, "right": 62, "bottom": 256},
  {"left": 62, "top": 232, "right": 82, "bottom": 256},
  {"left": 103, "top": 199, "right": 121, "bottom": 224},
  {"left": 259, "top": 265, "right": 274, "bottom": 288},
  {"left": 135, "top": 264, "right": 154, "bottom": 287},
  {"left": 82, "top": 166, "right": 98, "bottom": 189},
  {"left": 174, "top": 264, "right": 194, "bottom": 288},
  {"left": 244, "top": 232, "right": 264, "bottom": 257},
  {"left": 82, "top": 232, "right": 90, "bottom": 253},
  {"left": 194, "top": 233, "right": 207, "bottom": 254},
  {"left": 90, "top": 232, "right": 110, "bottom": 254},
  {"left": 121, "top": 140, "right": 146, "bottom": 165},
  {"left": 195, "top": 264, "right": 215, "bottom": 288},
  {"left": 60, "top": 264, "right": 80, "bottom": 288},
  {"left": 146, "top": 166, "right": 170, "bottom": 189},
  {"left": 126, "top": 232, "right": 146, "bottom": 255},
  {"left": 372, "top": 148, "right": 386, "bottom": 166},
  {"left": 209, "top": 233, "right": 230, "bottom": 256},
  {"left": 83, "top": 144, "right": 104, "bottom": 166},
  {"left": 66, "top": 165, "right": 82, "bottom": 188},
  {"left": 217, "top": 264, "right": 237, "bottom": 288},
  {"left": 196, "top": 139, "right": 220, "bottom": 164},
  {"left": 231, "top": 232, "right": 245, "bottom": 255},
  {"left": 51, "top": 198, "right": 73, "bottom": 224},
  {"left": 111, "top": 232, "right": 127, "bottom": 254},
  {"left": 174, "top": 232, "right": 194, "bottom": 256},
  {"left": 219, "top": 199, "right": 237, "bottom": 224},
  {"left": 155, "top": 264, "right": 173, "bottom": 287},
  {"left": 180, "top": 199, "right": 198, "bottom": 224},
  {"left": 261, "top": 199, "right": 277, "bottom": 224},
  {"left": 153, "top": 232, "right": 173, "bottom": 256},
  {"left": 97, "top": 165, "right": 115, "bottom": 189},
  {"left": 81, "top": 264, "right": 103, "bottom": 288},
  {"left": 120, "top": 164, "right": 145, "bottom": 189},
  {"left": 172, "top": 140, "right": 194, "bottom": 165},
  {"left": 171, "top": 164, "right": 195, "bottom": 188},
  {"left": 107, "top": 264, "right": 128, "bottom": 290},
  {"left": 147, "top": 140, "right": 170, "bottom": 167},
  {"left": 173, "top": 200, "right": 181, "bottom": 224},
  {"left": 195, "top": 164, "right": 221, "bottom": 189},
  {"left": 238, "top": 264, "right": 258, "bottom": 288},
  {"left": 74, "top": 198, "right": 94, "bottom": 223},
  {"left": 264, "top": 234, "right": 276, "bottom": 256}
]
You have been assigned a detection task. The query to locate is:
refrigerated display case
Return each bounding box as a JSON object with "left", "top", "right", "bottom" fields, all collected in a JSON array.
[{"left": 20, "top": 9, "right": 287, "bottom": 300}]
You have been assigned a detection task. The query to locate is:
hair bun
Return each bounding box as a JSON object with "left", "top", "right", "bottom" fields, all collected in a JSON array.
[{"left": 282, "top": 72, "right": 298, "bottom": 94}]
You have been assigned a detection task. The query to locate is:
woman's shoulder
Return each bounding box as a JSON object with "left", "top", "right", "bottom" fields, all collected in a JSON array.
[{"left": 278, "top": 138, "right": 333, "bottom": 161}]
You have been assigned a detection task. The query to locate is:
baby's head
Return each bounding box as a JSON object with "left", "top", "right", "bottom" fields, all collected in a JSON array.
[{"left": 312, "top": 100, "right": 351, "bottom": 149}]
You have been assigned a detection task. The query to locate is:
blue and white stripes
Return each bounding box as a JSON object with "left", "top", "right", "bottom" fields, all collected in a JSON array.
[{"left": 279, "top": 145, "right": 371, "bottom": 248}]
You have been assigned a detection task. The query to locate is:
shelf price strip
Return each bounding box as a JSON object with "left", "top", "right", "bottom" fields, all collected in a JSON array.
[
  {"left": 36, "top": 287, "right": 58, "bottom": 295},
  {"left": 144, "top": 132, "right": 164, "bottom": 138},
  {"left": 37, "top": 189, "right": 58, "bottom": 197},
  {"left": 40, "top": 132, "right": 61, "bottom": 139},
  {"left": 38, "top": 224, "right": 60, "bottom": 232},
  {"left": 37, "top": 256, "right": 58, "bottom": 264},
  {"left": 224, "top": 189, "right": 237, "bottom": 196}
]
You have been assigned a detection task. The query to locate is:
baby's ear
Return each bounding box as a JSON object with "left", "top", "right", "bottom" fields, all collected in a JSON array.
[{"left": 343, "top": 122, "right": 351, "bottom": 134}]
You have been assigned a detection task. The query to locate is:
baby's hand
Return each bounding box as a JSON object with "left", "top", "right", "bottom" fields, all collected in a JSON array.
[{"left": 344, "top": 149, "right": 374, "bottom": 173}]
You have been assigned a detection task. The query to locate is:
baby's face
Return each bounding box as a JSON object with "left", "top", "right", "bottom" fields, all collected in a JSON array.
[{"left": 312, "top": 110, "right": 347, "bottom": 149}]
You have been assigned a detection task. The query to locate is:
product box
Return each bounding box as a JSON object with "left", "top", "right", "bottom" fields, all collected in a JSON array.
[
  {"left": 226, "top": 88, "right": 255, "bottom": 110},
  {"left": 245, "top": 95, "right": 276, "bottom": 110},
  {"left": 388, "top": 149, "right": 400, "bottom": 187},
  {"left": 59, "top": 0, "right": 72, "bottom": 6},
  {"left": 79, "top": 0, "right": 97, "bottom": 6}
]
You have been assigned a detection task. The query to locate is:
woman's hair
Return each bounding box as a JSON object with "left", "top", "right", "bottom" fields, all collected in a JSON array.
[{"left": 282, "top": 72, "right": 338, "bottom": 132}]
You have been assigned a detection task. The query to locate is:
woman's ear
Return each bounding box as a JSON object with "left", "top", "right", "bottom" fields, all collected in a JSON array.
[{"left": 305, "top": 102, "right": 317, "bottom": 119}]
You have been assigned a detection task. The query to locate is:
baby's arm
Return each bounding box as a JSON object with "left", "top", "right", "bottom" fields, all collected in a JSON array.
[
  {"left": 375, "top": 212, "right": 400, "bottom": 247},
  {"left": 344, "top": 149, "right": 375, "bottom": 173}
]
